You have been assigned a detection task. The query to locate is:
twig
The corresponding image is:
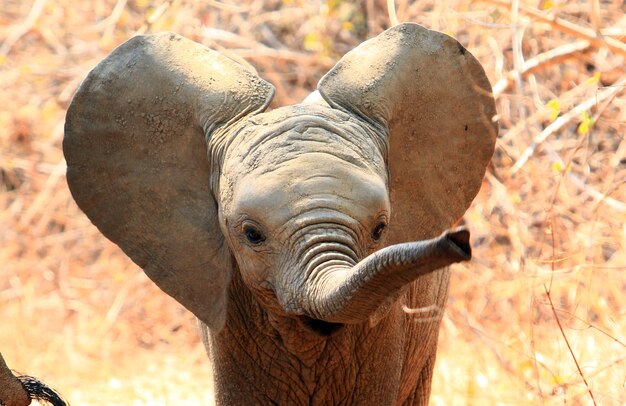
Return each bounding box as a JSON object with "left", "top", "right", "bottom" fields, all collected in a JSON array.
[
  {"left": 96, "top": 274, "right": 141, "bottom": 336},
  {"left": 136, "top": 2, "right": 170, "bottom": 35},
  {"left": 589, "top": 0, "right": 601, "bottom": 33},
  {"left": 366, "top": 0, "right": 375, "bottom": 34},
  {"left": 202, "top": 27, "right": 334, "bottom": 67},
  {"left": 565, "top": 173, "right": 626, "bottom": 212},
  {"left": 206, "top": 0, "right": 250, "bottom": 13},
  {"left": 94, "top": 0, "right": 128, "bottom": 31},
  {"left": 0, "top": 0, "right": 48, "bottom": 56},
  {"left": 248, "top": 8, "right": 309, "bottom": 26},
  {"left": 510, "top": 0, "right": 526, "bottom": 120},
  {"left": 446, "top": 303, "right": 558, "bottom": 391},
  {"left": 387, "top": 0, "right": 399, "bottom": 26},
  {"left": 511, "top": 78, "right": 626, "bottom": 174},
  {"left": 500, "top": 70, "right": 607, "bottom": 146},
  {"left": 511, "top": 93, "right": 597, "bottom": 173},
  {"left": 18, "top": 159, "right": 66, "bottom": 229},
  {"left": 493, "top": 40, "right": 590, "bottom": 97},
  {"left": 601, "top": 27, "right": 626, "bottom": 37},
  {"left": 543, "top": 284, "right": 597, "bottom": 405},
  {"left": 550, "top": 84, "right": 626, "bottom": 212},
  {"left": 550, "top": 306, "right": 626, "bottom": 348},
  {"left": 483, "top": 0, "right": 626, "bottom": 57}
]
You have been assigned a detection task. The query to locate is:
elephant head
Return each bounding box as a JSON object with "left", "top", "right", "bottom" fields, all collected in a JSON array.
[{"left": 64, "top": 23, "right": 497, "bottom": 332}]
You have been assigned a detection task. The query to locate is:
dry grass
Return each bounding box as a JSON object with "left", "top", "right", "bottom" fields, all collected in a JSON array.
[{"left": 1, "top": 0, "right": 624, "bottom": 404}]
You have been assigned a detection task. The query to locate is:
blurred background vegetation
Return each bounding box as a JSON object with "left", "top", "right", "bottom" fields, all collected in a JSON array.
[{"left": 1, "top": 0, "right": 625, "bottom": 404}]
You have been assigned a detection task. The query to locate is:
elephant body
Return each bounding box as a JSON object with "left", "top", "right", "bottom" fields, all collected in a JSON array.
[
  {"left": 64, "top": 23, "right": 497, "bottom": 405},
  {"left": 203, "top": 104, "right": 452, "bottom": 404},
  {"left": 202, "top": 265, "right": 449, "bottom": 404}
]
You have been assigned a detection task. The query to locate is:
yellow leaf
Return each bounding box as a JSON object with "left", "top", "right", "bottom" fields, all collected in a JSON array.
[
  {"left": 551, "top": 374, "right": 567, "bottom": 385},
  {"left": 303, "top": 33, "right": 322, "bottom": 52},
  {"left": 19, "top": 65, "right": 31, "bottom": 75},
  {"left": 327, "top": 0, "right": 342, "bottom": 12},
  {"left": 146, "top": 6, "right": 158, "bottom": 22},
  {"left": 551, "top": 161, "right": 564, "bottom": 173},
  {"left": 341, "top": 21, "right": 354, "bottom": 31},
  {"left": 586, "top": 72, "right": 601, "bottom": 85},
  {"left": 41, "top": 101, "right": 59, "bottom": 127},
  {"left": 551, "top": 161, "right": 571, "bottom": 173},
  {"left": 577, "top": 111, "right": 594, "bottom": 135},
  {"left": 540, "top": 0, "right": 554, "bottom": 10},
  {"left": 135, "top": 0, "right": 151, "bottom": 9},
  {"left": 546, "top": 99, "right": 560, "bottom": 122}
]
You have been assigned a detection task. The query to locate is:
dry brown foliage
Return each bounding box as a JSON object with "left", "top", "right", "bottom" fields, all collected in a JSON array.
[{"left": 1, "top": 0, "right": 624, "bottom": 404}]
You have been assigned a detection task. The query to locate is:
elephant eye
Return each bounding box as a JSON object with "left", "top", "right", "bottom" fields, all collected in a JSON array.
[
  {"left": 244, "top": 224, "right": 266, "bottom": 245},
  {"left": 371, "top": 223, "right": 386, "bottom": 241}
]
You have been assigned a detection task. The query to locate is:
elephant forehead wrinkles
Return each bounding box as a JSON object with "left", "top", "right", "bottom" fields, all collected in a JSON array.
[
  {"left": 213, "top": 105, "right": 389, "bottom": 205},
  {"left": 230, "top": 154, "right": 389, "bottom": 232},
  {"left": 225, "top": 107, "right": 388, "bottom": 178}
]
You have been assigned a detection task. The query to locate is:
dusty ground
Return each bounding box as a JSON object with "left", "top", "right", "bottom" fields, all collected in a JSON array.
[{"left": 1, "top": 0, "right": 625, "bottom": 404}]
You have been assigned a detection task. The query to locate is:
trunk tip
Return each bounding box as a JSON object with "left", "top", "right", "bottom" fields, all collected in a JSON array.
[{"left": 445, "top": 227, "right": 472, "bottom": 260}]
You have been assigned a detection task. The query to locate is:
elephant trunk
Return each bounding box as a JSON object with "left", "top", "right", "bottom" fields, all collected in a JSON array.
[{"left": 304, "top": 228, "right": 471, "bottom": 324}]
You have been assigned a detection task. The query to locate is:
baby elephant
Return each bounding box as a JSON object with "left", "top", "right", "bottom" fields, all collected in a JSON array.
[{"left": 64, "top": 23, "right": 497, "bottom": 404}]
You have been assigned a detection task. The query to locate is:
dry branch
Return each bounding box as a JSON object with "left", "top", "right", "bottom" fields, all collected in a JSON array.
[
  {"left": 492, "top": 40, "right": 590, "bottom": 97},
  {"left": 544, "top": 284, "right": 597, "bottom": 406},
  {"left": 511, "top": 78, "right": 626, "bottom": 174},
  {"left": 565, "top": 172, "right": 626, "bottom": 212},
  {"left": 0, "top": 0, "right": 48, "bottom": 56},
  {"left": 201, "top": 27, "right": 335, "bottom": 67},
  {"left": 484, "top": 0, "right": 626, "bottom": 57},
  {"left": 387, "top": 0, "right": 399, "bottom": 26}
]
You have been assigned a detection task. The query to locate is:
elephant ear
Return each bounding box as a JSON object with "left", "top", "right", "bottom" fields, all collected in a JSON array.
[
  {"left": 319, "top": 23, "right": 497, "bottom": 242},
  {"left": 64, "top": 33, "right": 274, "bottom": 329}
]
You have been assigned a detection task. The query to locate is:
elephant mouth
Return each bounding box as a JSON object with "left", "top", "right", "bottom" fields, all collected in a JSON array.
[{"left": 298, "top": 316, "right": 344, "bottom": 336}]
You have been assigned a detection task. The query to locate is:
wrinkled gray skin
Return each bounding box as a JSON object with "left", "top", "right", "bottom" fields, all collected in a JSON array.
[{"left": 64, "top": 23, "right": 497, "bottom": 405}]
